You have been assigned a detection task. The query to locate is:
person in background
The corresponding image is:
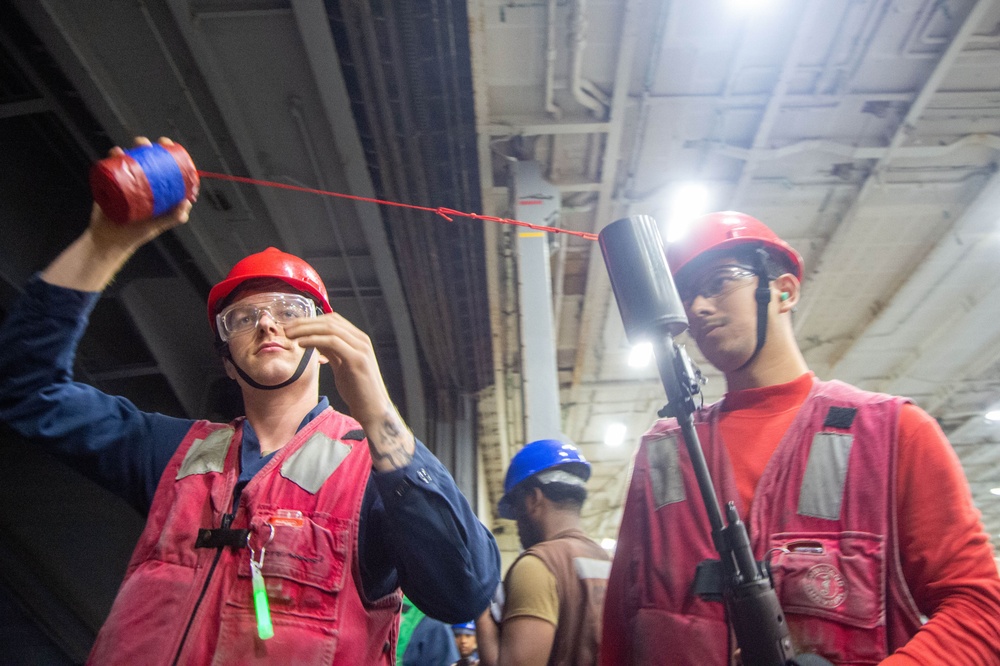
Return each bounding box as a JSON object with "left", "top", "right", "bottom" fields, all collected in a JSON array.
[
  {"left": 479, "top": 439, "right": 610, "bottom": 666},
  {"left": 397, "top": 595, "right": 461, "bottom": 666},
  {"left": 0, "top": 136, "right": 500, "bottom": 665},
  {"left": 600, "top": 211, "right": 1000, "bottom": 664},
  {"left": 450, "top": 621, "right": 480, "bottom": 666}
]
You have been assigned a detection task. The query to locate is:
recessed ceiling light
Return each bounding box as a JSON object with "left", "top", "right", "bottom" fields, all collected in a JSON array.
[
  {"left": 604, "top": 423, "right": 627, "bottom": 447},
  {"left": 665, "top": 183, "right": 710, "bottom": 242},
  {"left": 985, "top": 410, "right": 1000, "bottom": 422},
  {"left": 628, "top": 341, "right": 653, "bottom": 368},
  {"left": 601, "top": 538, "right": 617, "bottom": 552},
  {"left": 990, "top": 488, "right": 1000, "bottom": 496}
]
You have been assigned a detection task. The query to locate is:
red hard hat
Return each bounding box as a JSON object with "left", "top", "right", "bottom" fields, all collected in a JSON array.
[
  {"left": 666, "top": 211, "right": 803, "bottom": 280},
  {"left": 207, "top": 247, "right": 332, "bottom": 330}
]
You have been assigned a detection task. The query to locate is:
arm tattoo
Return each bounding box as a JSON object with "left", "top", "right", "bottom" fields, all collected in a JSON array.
[{"left": 369, "top": 416, "right": 414, "bottom": 469}]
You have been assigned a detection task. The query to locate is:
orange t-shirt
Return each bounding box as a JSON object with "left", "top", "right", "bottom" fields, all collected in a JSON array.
[{"left": 718, "top": 373, "right": 1000, "bottom": 664}]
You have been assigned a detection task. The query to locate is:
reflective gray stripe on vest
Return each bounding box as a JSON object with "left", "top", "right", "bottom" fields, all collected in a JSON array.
[
  {"left": 280, "top": 432, "right": 353, "bottom": 494},
  {"left": 176, "top": 428, "right": 235, "bottom": 479},
  {"left": 573, "top": 557, "right": 611, "bottom": 580},
  {"left": 798, "top": 432, "right": 853, "bottom": 520},
  {"left": 648, "top": 435, "right": 684, "bottom": 509}
]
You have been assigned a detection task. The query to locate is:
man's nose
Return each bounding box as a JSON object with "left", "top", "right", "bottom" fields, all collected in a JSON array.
[
  {"left": 256, "top": 309, "right": 280, "bottom": 332},
  {"left": 688, "top": 292, "right": 715, "bottom": 314}
]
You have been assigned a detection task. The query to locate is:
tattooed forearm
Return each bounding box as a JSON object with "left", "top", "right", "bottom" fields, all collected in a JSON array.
[{"left": 368, "top": 414, "right": 415, "bottom": 471}]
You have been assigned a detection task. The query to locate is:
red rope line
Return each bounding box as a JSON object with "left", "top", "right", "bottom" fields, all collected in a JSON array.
[{"left": 197, "top": 171, "right": 598, "bottom": 241}]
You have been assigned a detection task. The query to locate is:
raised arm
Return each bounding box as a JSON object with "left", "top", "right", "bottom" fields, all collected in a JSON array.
[
  {"left": 282, "top": 310, "right": 416, "bottom": 472},
  {"left": 0, "top": 136, "right": 197, "bottom": 513}
]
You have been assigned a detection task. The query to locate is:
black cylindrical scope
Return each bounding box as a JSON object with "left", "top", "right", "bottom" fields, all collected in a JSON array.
[{"left": 598, "top": 215, "right": 688, "bottom": 341}]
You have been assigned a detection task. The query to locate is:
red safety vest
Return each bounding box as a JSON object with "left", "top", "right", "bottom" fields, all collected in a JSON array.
[
  {"left": 89, "top": 407, "right": 400, "bottom": 665},
  {"left": 603, "top": 379, "right": 922, "bottom": 665}
]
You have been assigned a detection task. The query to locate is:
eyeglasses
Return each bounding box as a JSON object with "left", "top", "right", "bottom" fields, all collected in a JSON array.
[
  {"left": 216, "top": 292, "right": 318, "bottom": 341},
  {"left": 676, "top": 265, "right": 757, "bottom": 306}
]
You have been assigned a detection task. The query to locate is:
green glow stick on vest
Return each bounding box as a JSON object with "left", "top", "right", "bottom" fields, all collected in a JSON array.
[{"left": 250, "top": 560, "right": 274, "bottom": 640}]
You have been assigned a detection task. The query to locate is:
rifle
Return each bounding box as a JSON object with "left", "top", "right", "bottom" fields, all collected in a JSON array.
[{"left": 598, "top": 215, "right": 832, "bottom": 666}]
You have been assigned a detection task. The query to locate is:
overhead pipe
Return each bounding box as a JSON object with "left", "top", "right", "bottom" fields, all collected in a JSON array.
[
  {"left": 568, "top": 0, "right": 609, "bottom": 118},
  {"left": 545, "top": 0, "right": 563, "bottom": 119}
]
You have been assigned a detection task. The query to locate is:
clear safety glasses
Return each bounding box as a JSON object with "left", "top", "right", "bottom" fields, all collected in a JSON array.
[
  {"left": 216, "top": 292, "right": 318, "bottom": 342},
  {"left": 676, "top": 265, "right": 757, "bottom": 307}
]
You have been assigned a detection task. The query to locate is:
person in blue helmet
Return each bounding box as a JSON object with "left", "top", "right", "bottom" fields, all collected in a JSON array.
[
  {"left": 450, "top": 621, "right": 480, "bottom": 666},
  {"left": 478, "top": 439, "right": 610, "bottom": 666}
]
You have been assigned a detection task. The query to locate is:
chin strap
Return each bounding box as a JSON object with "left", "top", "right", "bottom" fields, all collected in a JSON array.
[
  {"left": 225, "top": 346, "right": 316, "bottom": 391},
  {"left": 736, "top": 248, "right": 773, "bottom": 372}
]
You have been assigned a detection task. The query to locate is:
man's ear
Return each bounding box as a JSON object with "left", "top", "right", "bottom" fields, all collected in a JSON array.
[
  {"left": 772, "top": 273, "right": 800, "bottom": 312},
  {"left": 524, "top": 486, "right": 545, "bottom": 515}
]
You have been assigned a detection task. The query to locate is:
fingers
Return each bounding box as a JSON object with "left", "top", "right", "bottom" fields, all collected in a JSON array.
[
  {"left": 106, "top": 135, "right": 164, "bottom": 158},
  {"left": 285, "top": 313, "right": 371, "bottom": 351},
  {"left": 156, "top": 199, "right": 192, "bottom": 228}
]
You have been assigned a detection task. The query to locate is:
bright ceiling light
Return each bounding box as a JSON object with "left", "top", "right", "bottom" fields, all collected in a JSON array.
[
  {"left": 985, "top": 410, "right": 1000, "bottom": 422},
  {"left": 728, "top": 0, "right": 777, "bottom": 11},
  {"left": 666, "top": 183, "right": 710, "bottom": 242},
  {"left": 628, "top": 341, "right": 654, "bottom": 368},
  {"left": 604, "top": 422, "right": 627, "bottom": 447},
  {"left": 991, "top": 488, "right": 1000, "bottom": 496},
  {"left": 601, "top": 538, "right": 617, "bottom": 552}
]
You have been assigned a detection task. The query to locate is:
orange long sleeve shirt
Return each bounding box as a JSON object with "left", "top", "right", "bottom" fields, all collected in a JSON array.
[{"left": 719, "top": 373, "right": 1000, "bottom": 664}]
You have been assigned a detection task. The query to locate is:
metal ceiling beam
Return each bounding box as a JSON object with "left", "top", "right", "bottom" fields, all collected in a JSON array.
[
  {"left": 291, "top": 0, "right": 426, "bottom": 434},
  {"left": 727, "top": 0, "right": 824, "bottom": 209},
  {"left": 565, "top": 0, "right": 645, "bottom": 444},
  {"left": 705, "top": 133, "right": 1000, "bottom": 162},
  {"left": 469, "top": 0, "right": 514, "bottom": 513},
  {"left": 481, "top": 120, "right": 611, "bottom": 135},
  {"left": 828, "top": 166, "right": 1000, "bottom": 379},
  {"left": 795, "top": 0, "right": 993, "bottom": 330}
]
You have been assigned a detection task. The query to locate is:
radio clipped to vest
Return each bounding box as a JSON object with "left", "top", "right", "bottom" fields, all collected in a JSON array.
[{"left": 599, "top": 215, "right": 834, "bottom": 666}]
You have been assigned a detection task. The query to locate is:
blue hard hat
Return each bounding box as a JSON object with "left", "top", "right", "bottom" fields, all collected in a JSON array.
[
  {"left": 497, "top": 439, "right": 591, "bottom": 519},
  {"left": 452, "top": 621, "right": 476, "bottom": 635}
]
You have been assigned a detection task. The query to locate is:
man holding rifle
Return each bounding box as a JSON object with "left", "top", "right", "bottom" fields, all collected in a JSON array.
[{"left": 600, "top": 212, "right": 1000, "bottom": 664}]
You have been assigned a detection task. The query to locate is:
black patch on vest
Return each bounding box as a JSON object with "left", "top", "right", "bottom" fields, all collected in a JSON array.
[
  {"left": 823, "top": 406, "right": 857, "bottom": 430},
  {"left": 692, "top": 559, "right": 725, "bottom": 602},
  {"left": 342, "top": 429, "right": 366, "bottom": 441},
  {"left": 195, "top": 528, "right": 250, "bottom": 549}
]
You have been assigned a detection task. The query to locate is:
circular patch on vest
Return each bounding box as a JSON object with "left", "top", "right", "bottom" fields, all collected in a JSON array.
[{"left": 803, "top": 564, "right": 847, "bottom": 608}]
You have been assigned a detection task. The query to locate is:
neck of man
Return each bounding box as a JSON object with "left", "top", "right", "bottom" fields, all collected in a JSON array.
[
  {"left": 724, "top": 319, "right": 809, "bottom": 392},
  {"left": 539, "top": 508, "right": 583, "bottom": 543},
  {"left": 242, "top": 379, "right": 321, "bottom": 456}
]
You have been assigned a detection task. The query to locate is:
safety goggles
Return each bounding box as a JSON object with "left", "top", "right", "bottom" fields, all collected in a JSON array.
[
  {"left": 215, "top": 292, "right": 319, "bottom": 342},
  {"left": 676, "top": 264, "right": 757, "bottom": 306}
]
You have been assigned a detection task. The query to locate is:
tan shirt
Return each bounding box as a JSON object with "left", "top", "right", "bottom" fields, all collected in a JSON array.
[{"left": 503, "top": 529, "right": 610, "bottom": 666}]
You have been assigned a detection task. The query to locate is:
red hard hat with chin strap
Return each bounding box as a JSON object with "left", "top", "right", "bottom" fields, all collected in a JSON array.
[
  {"left": 667, "top": 211, "right": 803, "bottom": 372},
  {"left": 666, "top": 211, "right": 803, "bottom": 280},
  {"left": 207, "top": 247, "right": 332, "bottom": 332},
  {"left": 207, "top": 248, "right": 331, "bottom": 392}
]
